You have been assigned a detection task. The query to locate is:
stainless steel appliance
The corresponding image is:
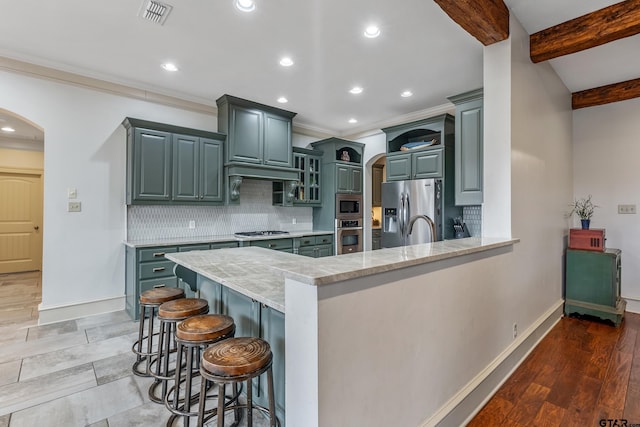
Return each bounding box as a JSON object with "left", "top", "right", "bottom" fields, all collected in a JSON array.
[
  {"left": 335, "top": 194, "right": 362, "bottom": 219},
  {"left": 336, "top": 218, "right": 363, "bottom": 254},
  {"left": 381, "top": 178, "right": 442, "bottom": 248}
]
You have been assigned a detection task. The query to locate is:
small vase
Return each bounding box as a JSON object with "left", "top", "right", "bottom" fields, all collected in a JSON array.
[{"left": 581, "top": 219, "right": 590, "bottom": 230}]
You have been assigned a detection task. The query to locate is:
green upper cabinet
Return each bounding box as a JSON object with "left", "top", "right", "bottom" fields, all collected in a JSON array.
[
  {"left": 131, "top": 128, "right": 172, "bottom": 202},
  {"left": 217, "top": 95, "right": 296, "bottom": 168},
  {"left": 382, "top": 114, "right": 453, "bottom": 182},
  {"left": 123, "top": 118, "right": 225, "bottom": 205},
  {"left": 288, "top": 147, "right": 322, "bottom": 206},
  {"left": 448, "top": 89, "right": 483, "bottom": 206},
  {"left": 336, "top": 164, "right": 362, "bottom": 193},
  {"left": 172, "top": 135, "right": 224, "bottom": 203}
]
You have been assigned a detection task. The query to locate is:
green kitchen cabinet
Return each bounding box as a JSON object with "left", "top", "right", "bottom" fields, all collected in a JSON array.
[
  {"left": 293, "top": 148, "right": 322, "bottom": 206},
  {"left": 372, "top": 228, "right": 382, "bottom": 250},
  {"left": 125, "top": 240, "right": 239, "bottom": 320},
  {"left": 448, "top": 89, "right": 483, "bottom": 205},
  {"left": 256, "top": 304, "right": 286, "bottom": 424},
  {"left": 336, "top": 164, "right": 362, "bottom": 193},
  {"left": 386, "top": 148, "right": 443, "bottom": 181},
  {"left": 565, "top": 248, "right": 626, "bottom": 326},
  {"left": 246, "top": 238, "right": 294, "bottom": 253},
  {"left": 123, "top": 118, "right": 226, "bottom": 205},
  {"left": 172, "top": 135, "right": 224, "bottom": 203},
  {"left": 221, "top": 286, "right": 260, "bottom": 337},
  {"left": 295, "top": 234, "right": 334, "bottom": 257},
  {"left": 125, "top": 245, "right": 179, "bottom": 320},
  {"left": 216, "top": 95, "right": 296, "bottom": 168},
  {"left": 372, "top": 164, "right": 384, "bottom": 207},
  {"left": 129, "top": 128, "right": 172, "bottom": 202}
]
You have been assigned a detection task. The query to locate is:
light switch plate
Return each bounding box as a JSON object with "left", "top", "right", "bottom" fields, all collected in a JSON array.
[
  {"left": 67, "top": 188, "right": 77, "bottom": 199},
  {"left": 68, "top": 201, "right": 81, "bottom": 212}
]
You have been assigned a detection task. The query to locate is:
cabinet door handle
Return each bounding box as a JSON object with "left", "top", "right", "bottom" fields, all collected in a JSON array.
[
  {"left": 153, "top": 252, "right": 165, "bottom": 257},
  {"left": 268, "top": 244, "right": 276, "bottom": 248},
  {"left": 152, "top": 267, "right": 166, "bottom": 272},
  {"left": 153, "top": 284, "right": 166, "bottom": 288},
  {"left": 303, "top": 240, "right": 311, "bottom": 245}
]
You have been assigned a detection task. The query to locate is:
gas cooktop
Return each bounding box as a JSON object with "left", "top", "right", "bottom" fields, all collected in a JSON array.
[{"left": 234, "top": 230, "right": 290, "bottom": 237}]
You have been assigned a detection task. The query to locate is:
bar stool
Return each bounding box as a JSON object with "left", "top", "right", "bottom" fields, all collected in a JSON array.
[
  {"left": 149, "top": 298, "right": 209, "bottom": 404},
  {"left": 165, "top": 314, "right": 236, "bottom": 427},
  {"left": 197, "top": 337, "right": 279, "bottom": 427},
  {"left": 132, "top": 287, "right": 185, "bottom": 377}
]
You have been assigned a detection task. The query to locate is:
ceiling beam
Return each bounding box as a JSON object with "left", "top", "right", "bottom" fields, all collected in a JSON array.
[
  {"left": 573, "top": 77, "right": 640, "bottom": 109},
  {"left": 433, "top": 0, "right": 509, "bottom": 45},
  {"left": 530, "top": 0, "right": 640, "bottom": 63}
]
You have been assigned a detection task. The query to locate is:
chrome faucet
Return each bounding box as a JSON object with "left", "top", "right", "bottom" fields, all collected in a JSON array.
[{"left": 407, "top": 214, "right": 437, "bottom": 243}]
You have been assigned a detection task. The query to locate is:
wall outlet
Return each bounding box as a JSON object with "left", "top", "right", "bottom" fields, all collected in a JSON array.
[
  {"left": 618, "top": 204, "right": 636, "bottom": 214},
  {"left": 68, "top": 201, "right": 81, "bottom": 212},
  {"left": 512, "top": 323, "right": 518, "bottom": 339},
  {"left": 292, "top": 218, "right": 297, "bottom": 225},
  {"left": 188, "top": 220, "right": 196, "bottom": 229}
]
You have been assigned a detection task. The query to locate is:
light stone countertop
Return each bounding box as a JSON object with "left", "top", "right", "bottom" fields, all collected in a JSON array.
[
  {"left": 165, "top": 236, "right": 518, "bottom": 313},
  {"left": 123, "top": 230, "right": 334, "bottom": 248}
]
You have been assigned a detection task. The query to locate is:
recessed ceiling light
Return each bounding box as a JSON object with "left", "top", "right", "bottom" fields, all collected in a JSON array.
[
  {"left": 161, "top": 62, "right": 178, "bottom": 72},
  {"left": 277, "top": 97, "right": 288, "bottom": 103},
  {"left": 348, "top": 118, "right": 358, "bottom": 124},
  {"left": 235, "top": 0, "right": 255, "bottom": 12},
  {"left": 364, "top": 25, "right": 380, "bottom": 38},
  {"left": 401, "top": 90, "right": 413, "bottom": 98},
  {"left": 1, "top": 126, "right": 15, "bottom": 133},
  {"left": 279, "top": 57, "right": 294, "bottom": 67},
  {"left": 349, "top": 86, "right": 363, "bottom": 95}
]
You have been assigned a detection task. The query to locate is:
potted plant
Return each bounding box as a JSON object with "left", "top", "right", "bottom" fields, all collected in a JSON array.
[{"left": 569, "top": 195, "right": 598, "bottom": 229}]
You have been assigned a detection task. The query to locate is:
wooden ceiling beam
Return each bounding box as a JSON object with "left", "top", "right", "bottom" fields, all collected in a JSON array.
[
  {"left": 433, "top": 0, "right": 509, "bottom": 45},
  {"left": 573, "top": 77, "right": 640, "bottom": 109},
  {"left": 531, "top": 0, "right": 640, "bottom": 63}
]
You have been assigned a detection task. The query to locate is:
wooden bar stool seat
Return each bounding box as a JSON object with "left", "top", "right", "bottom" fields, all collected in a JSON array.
[
  {"left": 149, "top": 298, "right": 209, "bottom": 404},
  {"left": 197, "top": 337, "right": 279, "bottom": 427},
  {"left": 132, "top": 287, "right": 185, "bottom": 377},
  {"left": 165, "top": 314, "right": 236, "bottom": 427}
]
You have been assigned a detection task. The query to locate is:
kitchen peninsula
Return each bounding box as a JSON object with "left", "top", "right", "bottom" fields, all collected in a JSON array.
[{"left": 165, "top": 236, "right": 518, "bottom": 426}]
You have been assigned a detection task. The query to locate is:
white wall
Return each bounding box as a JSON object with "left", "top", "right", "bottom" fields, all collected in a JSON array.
[
  {"left": 574, "top": 98, "right": 640, "bottom": 312},
  {"left": 0, "top": 69, "right": 216, "bottom": 319}
]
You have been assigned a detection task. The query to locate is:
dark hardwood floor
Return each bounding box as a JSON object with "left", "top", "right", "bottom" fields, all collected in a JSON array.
[{"left": 468, "top": 312, "right": 640, "bottom": 426}]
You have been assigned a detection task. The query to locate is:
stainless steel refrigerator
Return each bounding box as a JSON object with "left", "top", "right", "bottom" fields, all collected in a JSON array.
[{"left": 381, "top": 178, "right": 443, "bottom": 248}]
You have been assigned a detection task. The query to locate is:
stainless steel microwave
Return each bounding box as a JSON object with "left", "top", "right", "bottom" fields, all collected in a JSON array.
[{"left": 336, "top": 194, "right": 362, "bottom": 219}]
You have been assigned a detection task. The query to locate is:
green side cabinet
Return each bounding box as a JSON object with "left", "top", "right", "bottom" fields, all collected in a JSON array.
[
  {"left": 565, "top": 248, "right": 625, "bottom": 326},
  {"left": 386, "top": 148, "right": 444, "bottom": 181},
  {"left": 295, "top": 234, "right": 334, "bottom": 257},
  {"left": 448, "top": 89, "right": 483, "bottom": 206},
  {"left": 372, "top": 229, "right": 382, "bottom": 250},
  {"left": 125, "top": 241, "right": 238, "bottom": 320},
  {"left": 123, "top": 118, "right": 226, "bottom": 205}
]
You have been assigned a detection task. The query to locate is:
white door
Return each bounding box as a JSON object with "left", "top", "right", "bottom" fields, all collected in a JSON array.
[{"left": 0, "top": 171, "right": 43, "bottom": 273}]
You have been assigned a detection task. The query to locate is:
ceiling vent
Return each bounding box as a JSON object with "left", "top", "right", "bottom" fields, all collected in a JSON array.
[{"left": 138, "top": 0, "right": 173, "bottom": 25}]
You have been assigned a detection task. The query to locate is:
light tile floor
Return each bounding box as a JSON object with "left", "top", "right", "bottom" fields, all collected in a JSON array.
[{"left": 0, "top": 272, "right": 272, "bottom": 427}]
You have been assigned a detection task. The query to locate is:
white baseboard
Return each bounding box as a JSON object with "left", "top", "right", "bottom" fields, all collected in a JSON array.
[
  {"left": 623, "top": 296, "right": 640, "bottom": 314},
  {"left": 420, "top": 299, "right": 564, "bottom": 427},
  {"left": 38, "top": 296, "right": 125, "bottom": 325}
]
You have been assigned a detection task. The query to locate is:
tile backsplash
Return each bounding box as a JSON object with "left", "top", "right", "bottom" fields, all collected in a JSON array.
[
  {"left": 127, "top": 179, "right": 313, "bottom": 240},
  {"left": 462, "top": 205, "right": 482, "bottom": 237}
]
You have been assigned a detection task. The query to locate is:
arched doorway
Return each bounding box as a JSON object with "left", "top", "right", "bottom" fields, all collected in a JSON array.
[{"left": 0, "top": 109, "right": 44, "bottom": 325}]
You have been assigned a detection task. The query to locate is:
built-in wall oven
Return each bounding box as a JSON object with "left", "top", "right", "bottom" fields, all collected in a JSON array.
[{"left": 336, "top": 219, "right": 363, "bottom": 254}]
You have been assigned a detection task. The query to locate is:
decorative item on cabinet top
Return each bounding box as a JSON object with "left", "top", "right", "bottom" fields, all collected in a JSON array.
[
  {"left": 122, "top": 117, "right": 226, "bottom": 206},
  {"left": 216, "top": 94, "right": 299, "bottom": 205}
]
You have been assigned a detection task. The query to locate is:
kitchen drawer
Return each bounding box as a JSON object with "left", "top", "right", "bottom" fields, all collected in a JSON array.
[
  {"left": 298, "top": 236, "right": 316, "bottom": 247},
  {"left": 315, "top": 234, "right": 333, "bottom": 245},
  {"left": 140, "top": 276, "right": 179, "bottom": 294},
  {"left": 251, "top": 238, "right": 293, "bottom": 251},
  {"left": 139, "top": 260, "right": 176, "bottom": 280},
  {"left": 139, "top": 246, "right": 178, "bottom": 262},
  {"left": 210, "top": 241, "right": 239, "bottom": 249},
  {"left": 179, "top": 244, "right": 210, "bottom": 252}
]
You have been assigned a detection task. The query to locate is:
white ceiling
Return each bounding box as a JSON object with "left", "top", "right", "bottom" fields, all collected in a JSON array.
[{"left": 0, "top": 0, "right": 637, "bottom": 146}]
